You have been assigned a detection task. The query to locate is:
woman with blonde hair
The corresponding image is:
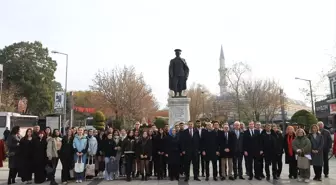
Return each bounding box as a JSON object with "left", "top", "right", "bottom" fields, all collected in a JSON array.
[
  {"left": 308, "top": 124, "right": 324, "bottom": 181},
  {"left": 292, "top": 128, "right": 311, "bottom": 183}
]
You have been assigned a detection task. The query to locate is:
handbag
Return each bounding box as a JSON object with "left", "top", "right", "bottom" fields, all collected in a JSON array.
[
  {"left": 45, "top": 165, "right": 53, "bottom": 174},
  {"left": 69, "top": 169, "right": 75, "bottom": 178},
  {"left": 85, "top": 156, "right": 95, "bottom": 176},
  {"left": 297, "top": 156, "right": 310, "bottom": 169},
  {"left": 74, "top": 157, "right": 85, "bottom": 173}
]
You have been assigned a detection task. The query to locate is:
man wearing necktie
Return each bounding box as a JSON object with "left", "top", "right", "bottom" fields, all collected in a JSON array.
[
  {"left": 243, "top": 121, "right": 262, "bottom": 180},
  {"left": 232, "top": 121, "right": 244, "bottom": 180},
  {"left": 196, "top": 120, "right": 206, "bottom": 177},
  {"left": 180, "top": 121, "right": 201, "bottom": 181},
  {"left": 219, "top": 124, "right": 235, "bottom": 180}
]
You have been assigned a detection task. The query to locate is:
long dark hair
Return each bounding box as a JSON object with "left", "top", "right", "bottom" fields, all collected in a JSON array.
[
  {"left": 10, "top": 126, "right": 20, "bottom": 135},
  {"left": 45, "top": 127, "right": 52, "bottom": 137},
  {"left": 24, "top": 128, "right": 33, "bottom": 138},
  {"left": 52, "top": 129, "right": 60, "bottom": 138}
]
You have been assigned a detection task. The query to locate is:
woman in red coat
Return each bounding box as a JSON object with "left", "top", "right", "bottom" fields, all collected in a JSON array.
[{"left": 0, "top": 139, "right": 6, "bottom": 168}]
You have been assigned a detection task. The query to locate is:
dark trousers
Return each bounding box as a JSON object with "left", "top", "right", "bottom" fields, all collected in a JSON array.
[
  {"left": 179, "top": 155, "right": 184, "bottom": 175},
  {"left": 313, "top": 166, "right": 322, "bottom": 179},
  {"left": 247, "top": 155, "right": 260, "bottom": 178},
  {"left": 323, "top": 150, "right": 329, "bottom": 176},
  {"left": 205, "top": 159, "right": 218, "bottom": 178},
  {"left": 244, "top": 155, "right": 249, "bottom": 175},
  {"left": 200, "top": 155, "right": 205, "bottom": 176},
  {"left": 125, "top": 154, "right": 134, "bottom": 178},
  {"left": 184, "top": 153, "right": 199, "bottom": 178},
  {"left": 168, "top": 164, "right": 179, "bottom": 180},
  {"left": 233, "top": 153, "right": 243, "bottom": 177},
  {"left": 47, "top": 157, "right": 59, "bottom": 182},
  {"left": 275, "top": 154, "right": 283, "bottom": 176},
  {"left": 155, "top": 155, "right": 165, "bottom": 178},
  {"left": 264, "top": 156, "right": 277, "bottom": 177},
  {"left": 60, "top": 156, "right": 71, "bottom": 183},
  {"left": 288, "top": 159, "right": 298, "bottom": 178},
  {"left": 8, "top": 168, "right": 18, "bottom": 184}
]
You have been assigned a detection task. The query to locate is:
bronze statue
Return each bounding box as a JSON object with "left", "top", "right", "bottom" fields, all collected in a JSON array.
[{"left": 169, "top": 49, "right": 189, "bottom": 97}]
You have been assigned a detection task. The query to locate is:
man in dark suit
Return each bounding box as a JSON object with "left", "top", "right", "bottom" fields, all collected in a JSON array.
[
  {"left": 212, "top": 121, "right": 222, "bottom": 177},
  {"left": 232, "top": 121, "right": 244, "bottom": 180},
  {"left": 201, "top": 122, "right": 218, "bottom": 181},
  {"left": 168, "top": 49, "right": 189, "bottom": 97},
  {"left": 317, "top": 121, "right": 332, "bottom": 178},
  {"left": 195, "top": 120, "right": 206, "bottom": 177},
  {"left": 243, "top": 121, "right": 262, "bottom": 180},
  {"left": 180, "top": 121, "right": 201, "bottom": 181},
  {"left": 218, "top": 124, "right": 236, "bottom": 180}
]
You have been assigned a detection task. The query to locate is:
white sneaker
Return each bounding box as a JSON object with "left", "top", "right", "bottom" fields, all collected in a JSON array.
[
  {"left": 297, "top": 178, "right": 303, "bottom": 182},
  {"left": 304, "top": 179, "right": 310, "bottom": 183},
  {"left": 75, "top": 180, "right": 79, "bottom": 183},
  {"left": 79, "top": 180, "right": 82, "bottom": 183}
]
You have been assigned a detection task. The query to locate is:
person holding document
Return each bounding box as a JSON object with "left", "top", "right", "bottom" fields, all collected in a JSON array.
[
  {"left": 308, "top": 124, "right": 324, "bottom": 181},
  {"left": 293, "top": 128, "right": 312, "bottom": 183}
]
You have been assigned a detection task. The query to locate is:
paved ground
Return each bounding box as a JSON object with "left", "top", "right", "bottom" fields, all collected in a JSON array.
[{"left": 1, "top": 158, "right": 336, "bottom": 185}]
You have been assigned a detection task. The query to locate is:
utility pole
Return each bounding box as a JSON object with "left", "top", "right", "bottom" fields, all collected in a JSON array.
[
  {"left": 0, "top": 64, "right": 3, "bottom": 106},
  {"left": 280, "top": 89, "right": 286, "bottom": 136},
  {"left": 202, "top": 91, "right": 205, "bottom": 118}
]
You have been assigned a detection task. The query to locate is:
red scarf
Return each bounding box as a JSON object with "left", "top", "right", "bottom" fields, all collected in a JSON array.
[{"left": 287, "top": 135, "right": 294, "bottom": 156}]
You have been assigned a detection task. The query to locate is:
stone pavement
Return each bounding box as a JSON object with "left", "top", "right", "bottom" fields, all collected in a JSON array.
[{"left": 1, "top": 158, "right": 336, "bottom": 185}]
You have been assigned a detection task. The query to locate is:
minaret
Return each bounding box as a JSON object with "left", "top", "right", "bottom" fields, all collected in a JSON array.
[{"left": 218, "top": 45, "right": 227, "bottom": 96}]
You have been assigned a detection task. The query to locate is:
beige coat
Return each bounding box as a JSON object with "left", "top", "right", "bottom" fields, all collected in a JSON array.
[{"left": 47, "top": 137, "right": 61, "bottom": 160}]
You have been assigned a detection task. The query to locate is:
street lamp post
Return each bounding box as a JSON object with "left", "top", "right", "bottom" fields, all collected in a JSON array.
[
  {"left": 295, "top": 77, "right": 315, "bottom": 115},
  {"left": 201, "top": 91, "right": 205, "bottom": 118},
  {"left": 51, "top": 51, "right": 69, "bottom": 135}
]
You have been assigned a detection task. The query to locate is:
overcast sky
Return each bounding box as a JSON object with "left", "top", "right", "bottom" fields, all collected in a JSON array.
[{"left": 1, "top": 0, "right": 335, "bottom": 108}]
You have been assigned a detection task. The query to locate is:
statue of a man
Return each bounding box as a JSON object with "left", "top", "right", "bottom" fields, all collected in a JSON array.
[{"left": 169, "top": 49, "right": 189, "bottom": 97}]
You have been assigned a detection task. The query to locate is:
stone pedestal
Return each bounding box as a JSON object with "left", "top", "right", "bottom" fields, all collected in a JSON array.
[{"left": 168, "top": 97, "right": 191, "bottom": 128}]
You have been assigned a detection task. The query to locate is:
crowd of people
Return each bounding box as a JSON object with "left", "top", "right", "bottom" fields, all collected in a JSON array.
[{"left": 2, "top": 120, "right": 336, "bottom": 185}]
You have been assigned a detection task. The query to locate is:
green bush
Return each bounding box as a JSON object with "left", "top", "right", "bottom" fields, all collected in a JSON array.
[
  {"left": 154, "top": 117, "right": 167, "bottom": 128},
  {"left": 93, "top": 111, "right": 106, "bottom": 130},
  {"left": 291, "top": 109, "right": 317, "bottom": 129}
]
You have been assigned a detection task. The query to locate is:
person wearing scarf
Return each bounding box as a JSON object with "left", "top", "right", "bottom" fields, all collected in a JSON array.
[{"left": 283, "top": 126, "right": 297, "bottom": 179}]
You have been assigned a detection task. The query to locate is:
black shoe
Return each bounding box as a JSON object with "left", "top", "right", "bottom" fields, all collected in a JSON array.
[
  {"left": 325, "top": 175, "right": 329, "bottom": 178},
  {"left": 266, "top": 176, "right": 270, "bottom": 181},
  {"left": 170, "top": 178, "right": 174, "bottom": 181},
  {"left": 214, "top": 177, "right": 218, "bottom": 181},
  {"left": 261, "top": 174, "right": 265, "bottom": 178},
  {"left": 248, "top": 177, "right": 253, "bottom": 180},
  {"left": 221, "top": 177, "right": 226, "bottom": 181},
  {"left": 313, "top": 176, "right": 317, "bottom": 180},
  {"left": 141, "top": 175, "right": 145, "bottom": 181},
  {"left": 202, "top": 174, "right": 205, "bottom": 177},
  {"left": 229, "top": 176, "right": 235, "bottom": 180},
  {"left": 255, "top": 177, "right": 262, "bottom": 180},
  {"left": 194, "top": 177, "right": 201, "bottom": 181},
  {"left": 126, "top": 177, "right": 131, "bottom": 182},
  {"left": 273, "top": 176, "right": 278, "bottom": 180},
  {"left": 239, "top": 176, "right": 245, "bottom": 180},
  {"left": 205, "top": 177, "right": 209, "bottom": 181}
]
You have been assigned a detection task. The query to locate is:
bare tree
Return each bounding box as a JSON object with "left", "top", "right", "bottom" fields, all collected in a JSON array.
[
  {"left": 186, "top": 83, "right": 215, "bottom": 121},
  {"left": 0, "top": 85, "right": 19, "bottom": 112},
  {"left": 241, "top": 79, "right": 281, "bottom": 121},
  {"left": 91, "top": 66, "right": 159, "bottom": 128},
  {"left": 226, "top": 62, "right": 251, "bottom": 120}
]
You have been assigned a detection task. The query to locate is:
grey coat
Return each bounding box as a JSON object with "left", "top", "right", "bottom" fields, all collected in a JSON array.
[{"left": 308, "top": 133, "right": 324, "bottom": 166}]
